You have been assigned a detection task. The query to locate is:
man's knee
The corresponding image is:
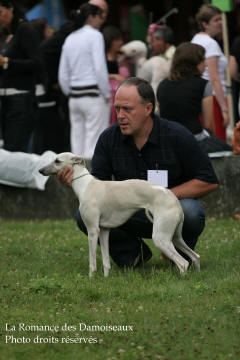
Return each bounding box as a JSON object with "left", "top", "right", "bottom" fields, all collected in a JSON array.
[{"left": 180, "top": 198, "right": 205, "bottom": 235}]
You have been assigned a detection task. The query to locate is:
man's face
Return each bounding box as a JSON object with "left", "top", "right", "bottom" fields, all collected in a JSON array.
[
  {"left": 114, "top": 85, "right": 152, "bottom": 136},
  {"left": 151, "top": 33, "right": 166, "bottom": 55}
]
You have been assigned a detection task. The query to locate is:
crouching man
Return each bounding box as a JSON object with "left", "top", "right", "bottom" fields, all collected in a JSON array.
[{"left": 57, "top": 77, "right": 218, "bottom": 268}]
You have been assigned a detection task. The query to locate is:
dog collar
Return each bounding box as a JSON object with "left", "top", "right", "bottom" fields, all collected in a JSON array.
[{"left": 72, "top": 173, "right": 90, "bottom": 182}]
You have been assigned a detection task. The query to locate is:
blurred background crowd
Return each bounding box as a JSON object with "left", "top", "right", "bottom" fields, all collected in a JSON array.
[{"left": 0, "top": 0, "right": 240, "bottom": 157}]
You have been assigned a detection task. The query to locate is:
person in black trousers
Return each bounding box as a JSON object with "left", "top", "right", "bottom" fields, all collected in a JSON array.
[
  {"left": 0, "top": 0, "right": 40, "bottom": 152},
  {"left": 33, "top": 21, "right": 74, "bottom": 154}
]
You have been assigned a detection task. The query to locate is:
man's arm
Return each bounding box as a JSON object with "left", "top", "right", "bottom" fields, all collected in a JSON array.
[{"left": 171, "top": 179, "right": 218, "bottom": 200}]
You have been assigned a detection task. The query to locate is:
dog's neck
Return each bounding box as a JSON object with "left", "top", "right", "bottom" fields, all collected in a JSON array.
[
  {"left": 137, "top": 57, "right": 146, "bottom": 67},
  {"left": 71, "top": 164, "right": 93, "bottom": 201}
]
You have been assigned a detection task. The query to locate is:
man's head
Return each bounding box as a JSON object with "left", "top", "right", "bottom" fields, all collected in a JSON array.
[
  {"left": 151, "top": 26, "right": 174, "bottom": 56},
  {"left": 114, "top": 77, "right": 155, "bottom": 138},
  {"left": 88, "top": 0, "right": 108, "bottom": 23}
]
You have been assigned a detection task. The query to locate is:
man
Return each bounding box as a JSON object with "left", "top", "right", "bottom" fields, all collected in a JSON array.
[
  {"left": 151, "top": 26, "right": 176, "bottom": 61},
  {"left": 57, "top": 77, "right": 218, "bottom": 268}
]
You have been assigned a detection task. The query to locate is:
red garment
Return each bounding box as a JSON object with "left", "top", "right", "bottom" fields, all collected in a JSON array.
[
  {"left": 213, "top": 96, "right": 227, "bottom": 142},
  {"left": 109, "top": 78, "right": 119, "bottom": 125}
]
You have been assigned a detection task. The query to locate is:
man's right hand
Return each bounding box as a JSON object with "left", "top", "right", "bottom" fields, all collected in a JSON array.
[{"left": 56, "top": 165, "right": 74, "bottom": 187}]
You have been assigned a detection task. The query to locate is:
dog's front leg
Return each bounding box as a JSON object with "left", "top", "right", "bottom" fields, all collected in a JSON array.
[
  {"left": 99, "top": 228, "right": 111, "bottom": 277},
  {"left": 87, "top": 228, "right": 99, "bottom": 277}
]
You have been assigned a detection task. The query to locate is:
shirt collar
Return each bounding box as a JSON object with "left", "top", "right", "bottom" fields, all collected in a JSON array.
[{"left": 148, "top": 115, "right": 161, "bottom": 145}]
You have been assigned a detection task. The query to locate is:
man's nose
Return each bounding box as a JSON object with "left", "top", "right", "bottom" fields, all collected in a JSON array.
[{"left": 116, "top": 108, "right": 125, "bottom": 118}]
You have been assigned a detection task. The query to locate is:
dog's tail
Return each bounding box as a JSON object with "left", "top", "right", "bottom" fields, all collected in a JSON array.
[{"left": 145, "top": 209, "right": 153, "bottom": 223}]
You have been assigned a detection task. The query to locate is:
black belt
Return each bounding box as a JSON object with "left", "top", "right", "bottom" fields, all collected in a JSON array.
[{"left": 70, "top": 85, "right": 100, "bottom": 98}]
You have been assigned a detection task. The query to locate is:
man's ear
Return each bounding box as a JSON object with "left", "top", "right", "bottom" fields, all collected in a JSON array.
[
  {"left": 145, "top": 102, "right": 153, "bottom": 117},
  {"left": 71, "top": 156, "right": 85, "bottom": 165}
]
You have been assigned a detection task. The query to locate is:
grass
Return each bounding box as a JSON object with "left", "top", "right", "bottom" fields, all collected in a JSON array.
[{"left": 0, "top": 217, "right": 239, "bottom": 360}]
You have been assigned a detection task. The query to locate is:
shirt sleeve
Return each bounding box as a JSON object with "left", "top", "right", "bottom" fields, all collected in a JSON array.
[
  {"left": 203, "top": 81, "right": 213, "bottom": 98},
  {"left": 8, "top": 22, "right": 40, "bottom": 73},
  {"left": 91, "top": 32, "right": 110, "bottom": 99},
  {"left": 58, "top": 41, "right": 71, "bottom": 96},
  {"left": 175, "top": 126, "right": 219, "bottom": 184},
  {"left": 204, "top": 38, "right": 222, "bottom": 59}
]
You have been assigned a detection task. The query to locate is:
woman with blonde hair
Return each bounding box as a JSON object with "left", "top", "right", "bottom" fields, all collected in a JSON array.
[{"left": 191, "top": 4, "right": 229, "bottom": 142}]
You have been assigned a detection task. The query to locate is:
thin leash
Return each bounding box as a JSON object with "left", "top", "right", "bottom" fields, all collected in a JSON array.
[{"left": 72, "top": 173, "right": 90, "bottom": 182}]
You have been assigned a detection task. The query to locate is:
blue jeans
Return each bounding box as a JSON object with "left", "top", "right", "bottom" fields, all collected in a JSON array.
[{"left": 76, "top": 198, "right": 205, "bottom": 267}]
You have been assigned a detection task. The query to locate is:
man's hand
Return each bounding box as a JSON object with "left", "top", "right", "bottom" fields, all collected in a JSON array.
[{"left": 56, "top": 165, "right": 74, "bottom": 187}]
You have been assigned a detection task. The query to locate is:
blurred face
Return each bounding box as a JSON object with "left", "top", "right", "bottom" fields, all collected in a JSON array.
[
  {"left": 202, "top": 14, "right": 222, "bottom": 37},
  {"left": 151, "top": 33, "right": 166, "bottom": 55},
  {"left": 99, "top": 6, "right": 108, "bottom": 23},
  {"left": 197, "top": 58, "right": 206, "bottom": 74},
  {"left": 0, "top": 5, "right": 13, "bottom": 30},
  {"left": 89, "top": 13, "right": 104, "bottom": 29},
  {"left": 89, "top": 0, "right": 108, "bottom": 23},
  {"left": 111, "top": 37, "right": 124, "bottom": 53},
  {"left": 44, "top": 24, "right": 53, "bottom": 39},
  {"left": 114, "top": 85, "right": 153, "bottom": 137}
]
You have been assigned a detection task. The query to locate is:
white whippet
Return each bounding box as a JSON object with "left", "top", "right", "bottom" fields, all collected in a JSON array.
[{"left": 39, "top": 152, "right": 200, "bottom": 277}]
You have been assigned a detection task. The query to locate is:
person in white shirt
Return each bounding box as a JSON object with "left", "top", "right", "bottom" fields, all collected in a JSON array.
[
  {"left": 58, "top": 3, "right": 111, "bottom": 159},
  {"left": 191, "top": 4, "right": 229, "bottom": 142}
]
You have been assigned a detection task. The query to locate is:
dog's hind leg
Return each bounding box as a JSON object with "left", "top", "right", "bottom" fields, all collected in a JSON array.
[
  {"left": 173, "top": 221, "right": 200, "bottom": 271},
  {"left": 99, "top": 228, "right": 111, "bottom": 277},
  {"left": 152, "top": 219, "right": 189, "bottom": 274},
  {"left": 87, "top": 227, "right": 99, "bottom": 277}
]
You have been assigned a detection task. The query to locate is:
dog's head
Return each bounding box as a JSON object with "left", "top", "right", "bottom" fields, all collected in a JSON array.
[
  {"left": 39, "top": 152, "right": 85, "bottom": 176},
  {"left": 120, "top": 40, "right": 147, "bottom": 59}
]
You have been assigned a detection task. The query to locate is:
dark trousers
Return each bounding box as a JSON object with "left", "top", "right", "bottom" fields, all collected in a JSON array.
[
  {"left": 75, "top": 198, "right": 205, "bottom": 267},
  {"left": 1, "top": 92, "right": 36, "bottom": 152},
  {"left": 33, "top": 91, "right": 70, "bottom": 154}
]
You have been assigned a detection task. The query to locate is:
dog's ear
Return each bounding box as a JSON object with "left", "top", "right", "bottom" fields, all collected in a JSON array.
[{"left": 71, "top": 156, "right": 85, "bottom": 166}]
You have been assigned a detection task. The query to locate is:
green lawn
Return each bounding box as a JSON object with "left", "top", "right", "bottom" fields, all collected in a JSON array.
[{"left": 0, "top": 218, "right": 239, "bottom": 360}]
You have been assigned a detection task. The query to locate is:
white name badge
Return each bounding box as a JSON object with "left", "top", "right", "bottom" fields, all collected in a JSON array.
[{"left": 147, "top": 170, "right": 168, "bottom": 187}]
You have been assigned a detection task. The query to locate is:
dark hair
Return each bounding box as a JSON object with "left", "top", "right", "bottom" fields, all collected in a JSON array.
[
  {"left": 153, "top": 26, "right": 174, "bottom": 44},
  {"left": 0, "top": 0, "right": 25, "bottom": 34},
  {"left": 70, "top": 3, "right": 103, "bottom": 30},
  {"left": 118, "top": 77, "right": 156, "bottom": 118},
  {"left": 102, "top": 25, "right": 122, "bottom": 53},
  {"left": 196, "top": 4, "right": 222, "bottom": 31},
  {"left": 168, "top": 42, "right": 205, "bottom": 82}
]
